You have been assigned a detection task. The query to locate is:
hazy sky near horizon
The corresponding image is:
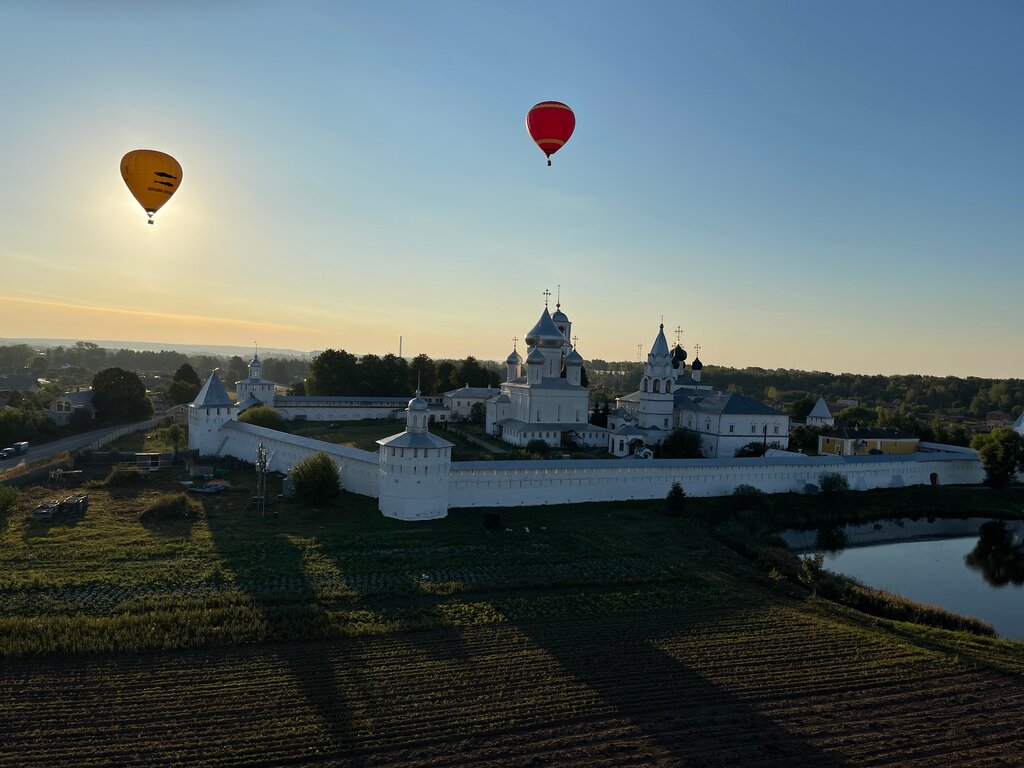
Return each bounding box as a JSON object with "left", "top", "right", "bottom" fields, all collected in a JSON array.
[{"left": 1, "top": 1, "right": 1021, "bottom": 378}]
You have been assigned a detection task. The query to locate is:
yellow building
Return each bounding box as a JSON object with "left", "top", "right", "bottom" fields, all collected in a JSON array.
[{"left": 818, "top": 427, "right": 919, "bottom": 456}]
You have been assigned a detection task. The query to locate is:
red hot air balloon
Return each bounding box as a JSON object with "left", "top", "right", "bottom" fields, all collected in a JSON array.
[{"left": 526, "top": 101, "right": 575, "bottom": 166}]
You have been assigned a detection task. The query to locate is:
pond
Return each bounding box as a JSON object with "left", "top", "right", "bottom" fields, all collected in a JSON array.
[{"left": 781, "top": 518, "right": 1024, "bottom": 640}]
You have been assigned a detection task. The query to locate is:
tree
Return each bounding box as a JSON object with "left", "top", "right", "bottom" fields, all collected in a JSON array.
[
  {"left": 666, "top": 481, "right": 686, "bottom": 515},
  {"left": 525, "top": 439, "right": 550, "bottom": 456},
  {"left": 658, "top": 428, "right": 702, "bottom": 458},
  {"left": 409, "top": 354, "right": 438, "bottom": 395},
  {"left": 238, "top": 406, "right": 287, "bottom": 431},
  {"left": 91, "top": 368, "right": 152, "bottom": 423},
  {"left": 226, "top": 355, "right": 248, "bottom": 385},
  {"left": 306, "top": 349, "right": 358, "bottom": 395},
  {"left": 788, "top": 424, "right": 820, "bottom": 453},
  {"left": 819, "top": 471, "right": 850, "bottom": 499},
  {"left": 290, "top": 452, "right": 341, "bottom": 507},
  {"left": 172, "top": 363, "right": 201, "bottom": 387},
  {"left": 834, "top": 406, "right": 876, "bottom": 427},
  {"left": 789, "top": 398, "right": 815, "bottom": 421},
  {"left": 469, "top": 402, "right": 486, "bottom": 424},
  {"left": 167, "top": 360, "right": 201, "bottom": 406},
  {"left": 971, "top": 429, "right": 1024, "bottom": 488},
  {"left": 798, "top": 553, "right": 825, "bottom": 597}
]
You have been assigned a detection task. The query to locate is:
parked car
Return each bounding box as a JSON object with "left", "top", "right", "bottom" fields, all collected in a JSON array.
[
  {"left": 12, "top": 441, "right": 29, "bottom": 455},
  {"left": 0, "top": 448, "right": 16, "bottom": 461}
]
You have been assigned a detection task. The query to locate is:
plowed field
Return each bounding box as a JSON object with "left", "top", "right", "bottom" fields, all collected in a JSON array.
[{"left": 2, "top": 469, "right": 1023, "bottom": 766}]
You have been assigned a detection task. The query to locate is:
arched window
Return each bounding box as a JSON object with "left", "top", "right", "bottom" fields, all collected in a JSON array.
[
  {"left": 653, "top": 380, "right": 661, "bottom": 393},
  {"left": 618, "top": 440, "right": 624, "bottom": 452}
]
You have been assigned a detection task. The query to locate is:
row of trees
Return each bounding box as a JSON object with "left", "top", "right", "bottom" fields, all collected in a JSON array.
[{"left": 305, "top": 351, "right": 501, "bottom": 397}]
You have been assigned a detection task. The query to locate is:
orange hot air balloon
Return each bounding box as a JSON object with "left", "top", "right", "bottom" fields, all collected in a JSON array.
[
  {"left": 526, "top": 101, "right": 575, "bottom": 166},
  {"left": 120, "top": 149, "right": 183, "bottom": 224}
]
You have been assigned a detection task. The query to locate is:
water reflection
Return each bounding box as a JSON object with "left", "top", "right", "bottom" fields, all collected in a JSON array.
[
  {"left": 780, "top": 517, "right": 1024, "bottom": 640},
  {"left": 814, "top": 524, "right": 847, "bottom": 554},
  {"left": 964, "top": 522, "right": 1024, "bottom": 587}
]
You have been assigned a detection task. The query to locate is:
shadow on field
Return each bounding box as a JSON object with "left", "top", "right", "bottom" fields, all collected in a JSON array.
[
  {"left": 522, "top": 616, "right": 848, "bottom": 767},
  {"left": 205, "top": 505, "right": 366, "bottom": 762}
]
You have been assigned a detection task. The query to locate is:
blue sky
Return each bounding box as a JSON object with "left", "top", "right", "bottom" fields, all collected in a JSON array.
[{"left": 1, "top": 1, "right": 1021, "bottom": 377}]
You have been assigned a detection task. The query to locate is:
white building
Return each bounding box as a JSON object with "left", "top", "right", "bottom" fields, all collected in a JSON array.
[
  {"left": 610, "top": 324, "right": 790, "bottom": 457},
  {"left": 444, "top": 386, "right": 500, "bottom": 420},
  {"left": 485, "top": 302, "right": 606, "bottom": 449},
  {"left": 806, "top": 397, "right": 835, "bottom": 428},
  {"left": 377, "top": 391, "right": 454, "bottom": 520},
  {"left": 234, "top": 350, "right": 277, "bottom": 410}
]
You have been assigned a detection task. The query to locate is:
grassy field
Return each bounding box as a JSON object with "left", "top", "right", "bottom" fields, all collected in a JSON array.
[{"left": 2, "top": 461, "right": 1023, "bottom": 766}]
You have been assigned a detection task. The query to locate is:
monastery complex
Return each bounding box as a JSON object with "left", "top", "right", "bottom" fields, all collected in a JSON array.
[{"left": 189, "top": 301, "right": 986, "bottom": 520}]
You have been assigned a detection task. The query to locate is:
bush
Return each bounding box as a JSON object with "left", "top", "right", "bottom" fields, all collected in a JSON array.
[
  {"left": 658, "top": 428, "right": 702, "bottom": 458},
  {"left": 666, "top": 481, "right": 686, "bottom": 514},
  {"left": 971, "top": 428, "right": 1024, "bottom": 488},
  {"left": 525, "top": 439, "right": 551, "bottom": 456},
  {"left": 732, "top": 484, "right": 768, "bottom": 512},
  {"left": 104, "top": 464, "right": 148, "bottom": 487},
  {"left": 0, "top": 487, "right": 19, "bottom": 515},
  {"left": 819, "top": 472, "right": 849, "bottom": 499},
  {"left": 238, "top": 406, "right": 286, "bottom": 431},
  {"left": 140, "top": 492, "right": 202, "bottom": 522},
  {"left": 290, "top": 452, "right": 340, "bottom": 507}
]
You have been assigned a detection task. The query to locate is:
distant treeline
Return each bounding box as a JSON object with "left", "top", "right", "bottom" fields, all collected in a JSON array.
[{"left": 4, "top": 343, "right": 1021, "bottom": 420}]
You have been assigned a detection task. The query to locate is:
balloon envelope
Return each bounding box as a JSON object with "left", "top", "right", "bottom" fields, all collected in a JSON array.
[
  {"left": 526, "top": 102, "right": 575, "bottom": 164},
  {"left": 120, "top": 150, "right": 183, "bottom": 222}
]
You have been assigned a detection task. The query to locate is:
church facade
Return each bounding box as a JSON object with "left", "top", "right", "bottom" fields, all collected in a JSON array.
[
  {"left": 608, "top": 324, "right": 790, "bottom": 458},
  {"left": 485, "top": 302, "right": 606, "bottom": 449}
]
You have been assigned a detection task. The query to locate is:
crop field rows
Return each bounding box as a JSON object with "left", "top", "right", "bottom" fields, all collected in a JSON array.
[
  {"left": 3, "top": 606, "right": 1023, "bottom": 767},
  {"left": 0, "top": 554, "right": 690, "bottom": 617}
]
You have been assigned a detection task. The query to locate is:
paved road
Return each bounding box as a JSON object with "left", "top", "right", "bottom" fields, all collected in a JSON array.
[{"left": 0, "top": 419, "right": 161, "bottom": 472}]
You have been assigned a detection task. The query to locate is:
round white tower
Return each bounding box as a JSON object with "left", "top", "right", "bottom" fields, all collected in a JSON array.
[{"left": 376, "top": 391, "right": 454, "bottom": 521}]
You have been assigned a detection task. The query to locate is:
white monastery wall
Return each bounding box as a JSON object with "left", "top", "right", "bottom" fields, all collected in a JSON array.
[
  {"left": 273, "top": 406, "right": 403, "bottom": 421},
  {"left": 447, "top": 454, "right": 984, "bottom": 508},
  {"left": 201, "top": 421, "right": 984, "bottom": 512},
  {"left": 219, "top": 421, "right": 380, "bottom": 497}
]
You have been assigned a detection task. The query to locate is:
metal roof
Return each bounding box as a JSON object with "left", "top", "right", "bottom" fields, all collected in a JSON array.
[
  {"left": 649, "top": 324, "right": 670, "bottom": 357},
  {"left": 444, "top": 387, "right": 500, "bottom": 399},
  {"left": 808, "top": 397, "right": 832, "bottom": 419},
  {"left": 192, "top": 372, "right": 233, "bottom": 408},
  {"left": 675, "top": 390, "right": 785, "bottom": 416},
  {"left": 377, "top": 431, "right": 454, "bottom": 449}
]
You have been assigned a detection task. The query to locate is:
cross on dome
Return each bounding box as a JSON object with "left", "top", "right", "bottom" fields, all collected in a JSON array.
[{"left": 542, "top": 288, "right": 551, "bottom": 308}]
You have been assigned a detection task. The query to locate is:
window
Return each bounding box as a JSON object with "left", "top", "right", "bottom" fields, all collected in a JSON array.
[
  {"left": 751, "top": 423, "right": 757, "bottom": 433},
  {"left": 653, "top": 380, "right": 660, "bottom": 393},
  {"left": 774, "top": 425, "right": 779, "bottom": 434},
  {"left": 729, "top": 424, "right": 734, "bottom": 433}
]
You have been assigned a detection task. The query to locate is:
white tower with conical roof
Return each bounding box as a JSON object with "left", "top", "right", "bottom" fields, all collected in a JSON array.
[
  {"left": 377, "top": 391, "right": 454, "bottom": 520},
  {"left": 188, "top": 370, "right": 239, "bottom": 455}
]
